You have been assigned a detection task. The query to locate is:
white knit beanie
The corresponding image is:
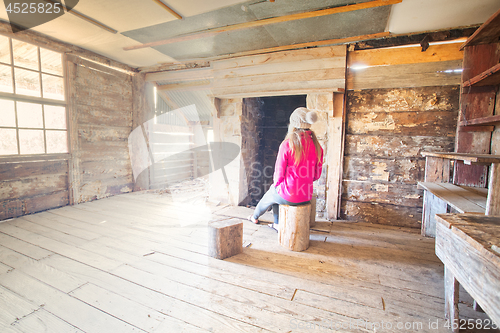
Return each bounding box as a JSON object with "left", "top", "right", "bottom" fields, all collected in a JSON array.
[{"left": 289, "top": 107, "right": 318, "bottom": 129}]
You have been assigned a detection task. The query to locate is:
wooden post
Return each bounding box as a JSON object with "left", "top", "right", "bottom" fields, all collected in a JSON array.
[
  {"left": 208, "top": 219, "right": 243, "bottom": 259},
  {"left": 444, "top": 266, "right": 460, "bottom": 332},
  {"left": 486, "top": 163, "right": 500, "bottom": 215},
  {"left": 278, "top": 203, "right": 311, "bottom": 251},
  {"left": 66, "top": 59, "right": 80, "bottom": 204},
  {"left": 327, "top": 92, "right": 346, "bottom": 220}
]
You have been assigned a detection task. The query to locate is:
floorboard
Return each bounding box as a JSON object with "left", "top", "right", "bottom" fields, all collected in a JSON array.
[{"left": 0, "top": 189, "right": 498, "bottom": 333}]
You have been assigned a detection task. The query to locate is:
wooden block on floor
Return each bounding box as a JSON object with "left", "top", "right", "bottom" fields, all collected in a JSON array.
[
  {"left": 279, "top": 203, "right": 311, "bottom": 252},
  {"left": 208, "top": 219, "right": 243, "bottom": 259}
]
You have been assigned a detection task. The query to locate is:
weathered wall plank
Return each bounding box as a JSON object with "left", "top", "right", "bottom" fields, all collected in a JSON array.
[
  {"left": 347, "top": 43, "right": 463, "bottom": 91},
  {"left": 0, "top": 159, "right": 69, "bottom": 220}
]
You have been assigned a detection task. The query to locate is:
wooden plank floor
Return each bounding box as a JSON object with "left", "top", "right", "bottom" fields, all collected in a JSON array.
[{"left": 0, "top": 188, "right": 498, "bottom": 332}]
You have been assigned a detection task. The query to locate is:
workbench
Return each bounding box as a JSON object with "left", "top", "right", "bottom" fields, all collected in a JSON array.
[{"left": 435, "top": 213, "right": 500, "bottom": 332}]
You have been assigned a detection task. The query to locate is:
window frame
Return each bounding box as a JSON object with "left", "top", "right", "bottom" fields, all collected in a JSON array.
[{"left": 0, "top": 35, "right": 68, "bottom": 160}]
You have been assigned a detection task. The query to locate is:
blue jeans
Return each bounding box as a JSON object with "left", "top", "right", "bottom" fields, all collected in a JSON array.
[{"left": 252, "top": 186, "right": 308, "bottom": 224}]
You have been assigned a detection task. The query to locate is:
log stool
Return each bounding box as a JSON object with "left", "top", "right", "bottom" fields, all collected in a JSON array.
[
  {"left": 278, "top": 202, "right": 311, "bottom": 251},
  {"left": 208, "top": 219, "right": 243, "bottom": 259}
]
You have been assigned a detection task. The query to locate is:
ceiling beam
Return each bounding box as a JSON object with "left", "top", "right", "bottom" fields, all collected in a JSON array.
[
  {"left": 152, "top": 0, "right": 183, "bottom": 20},
  {"left": 124, "top": 0, "right": 402, "bottom": 51},
  {"left": 138, "top": 31, "right": 391, "bottom": 73}
]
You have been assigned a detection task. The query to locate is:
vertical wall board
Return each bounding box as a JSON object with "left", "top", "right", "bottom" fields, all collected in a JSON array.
[
  {"left": 132, "top": 74, "right": 155, "bottom": 191},
  {"left": 67, "top": 60, "right": 80, "bottom": 205}
]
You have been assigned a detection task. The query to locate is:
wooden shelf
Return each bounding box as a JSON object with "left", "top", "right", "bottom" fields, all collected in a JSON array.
[
  {"left": 459, "top": 114, "right": 500, "bottom": 128},
  {"left": 421, "top": 152, "right": 500, "bottom": 165},
  {"left": 463, "top": 63, "right": 500, "bottom": 87},
  {"left": 461, "top": 7, "right": 500, "bottom": 50}
]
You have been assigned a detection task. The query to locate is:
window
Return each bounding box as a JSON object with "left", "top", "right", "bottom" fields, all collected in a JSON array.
[{"left": 0, "top": 35, "right": 67, "bottom": 156}]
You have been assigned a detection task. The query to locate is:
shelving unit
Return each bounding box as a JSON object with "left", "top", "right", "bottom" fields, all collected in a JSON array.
[{"left": 458, "top": 8, "right": 500, "bottom": 132}]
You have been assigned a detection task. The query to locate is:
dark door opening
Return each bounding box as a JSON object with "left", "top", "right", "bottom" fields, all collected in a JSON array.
[{"left": 242, "top": 95, "right": 307, "bottom": 206}]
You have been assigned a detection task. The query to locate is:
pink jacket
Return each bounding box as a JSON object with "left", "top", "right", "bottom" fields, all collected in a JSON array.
[{"left": 273, "top": 131, "right": 323, "bottom": 203}]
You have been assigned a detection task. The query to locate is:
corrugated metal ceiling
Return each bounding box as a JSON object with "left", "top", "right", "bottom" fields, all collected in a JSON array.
[{"left": 122, "top": 0, "right": 390, "bottom": 61}]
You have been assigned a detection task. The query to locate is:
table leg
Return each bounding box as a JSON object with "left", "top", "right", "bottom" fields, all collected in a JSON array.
[
  {"left": 486, "top": 163, "right": 500, "bottom": 216},
  {"left": 444, "top": 266, "right": 460, "bottom": 332}
]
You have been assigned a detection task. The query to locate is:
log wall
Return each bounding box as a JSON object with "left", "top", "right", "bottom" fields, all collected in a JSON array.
[{"left": 343, "top": 43, "right": 463, "bottom": 227}]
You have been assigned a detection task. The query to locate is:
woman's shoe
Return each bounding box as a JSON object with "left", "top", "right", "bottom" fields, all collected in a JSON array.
[{"left": 248, "top": 215, "right": 259, "bottom": 224}]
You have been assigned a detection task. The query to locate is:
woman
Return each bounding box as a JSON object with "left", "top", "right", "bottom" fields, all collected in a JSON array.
[{"left": 248, "top": 107, "right": 323, "bottom": 231}]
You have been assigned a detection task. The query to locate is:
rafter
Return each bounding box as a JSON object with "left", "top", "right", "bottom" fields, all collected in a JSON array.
[{"left": 152, "top": 0, "right": 183, "bottom": 20}]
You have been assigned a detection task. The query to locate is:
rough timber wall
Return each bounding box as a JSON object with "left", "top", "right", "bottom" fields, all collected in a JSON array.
[
  {"left": 0, "top": 24, "right": 136, "bottom": 220},
  {"left": 343, "top": 43, "right": 463, "bottom": 227},
  {"left": 67, "top": 59, "right": 134, "bottom": 204}
]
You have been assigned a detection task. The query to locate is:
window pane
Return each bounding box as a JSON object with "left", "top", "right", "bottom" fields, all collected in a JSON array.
[
  {"left": 0, "top": 36, "right": 10, "bottom": 64},
  {"left": 40, "top": 48, "right": 62, "bottom": 76},
  {"left": 46, "top": 130, "right": 67, "bottom": 153},
  {"left": 0, "top": 128, "right": 17, "bottom": 155},
  {"left": 42, "top": 74, "right": 64, "bottom": 100},
  {"left": 0, "top": 64, "right": 13, "bottom": 93},
  {"left": 0, "top": 99, "right": 16, "bottom": 127},
  {"left": 12, "top": 39, "right": 38, "bottom": 71},
  {"left": 19, "top": 129, "right": 44, "bottom": 154},
  {"left": 44, "top": 105, "right": 66, "bottom": 129},
  {"left": 14, "top": 68, "right": 41, "bottom": 97},
  {"left": 17, "top": 102, "right": 43, "bottom": 128}
]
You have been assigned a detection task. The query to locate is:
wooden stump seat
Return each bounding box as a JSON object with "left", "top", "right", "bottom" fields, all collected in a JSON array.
[
  {"left": 208, "top": 219, "right": 243, "bottom": 259},
  {"left": 278, "top": 202, "right": 311, "bottom": 251}
]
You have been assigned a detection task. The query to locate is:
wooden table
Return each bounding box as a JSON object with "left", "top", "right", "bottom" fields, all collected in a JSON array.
[
  {"left": 421, "top": 152, "right": 500, "bottom": 215},
  {"left": 435, "top": 213, "right": 500, "bottom": 332},
  {"left": 420, "top": 152, "right": 500, "bottom": 237}
]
